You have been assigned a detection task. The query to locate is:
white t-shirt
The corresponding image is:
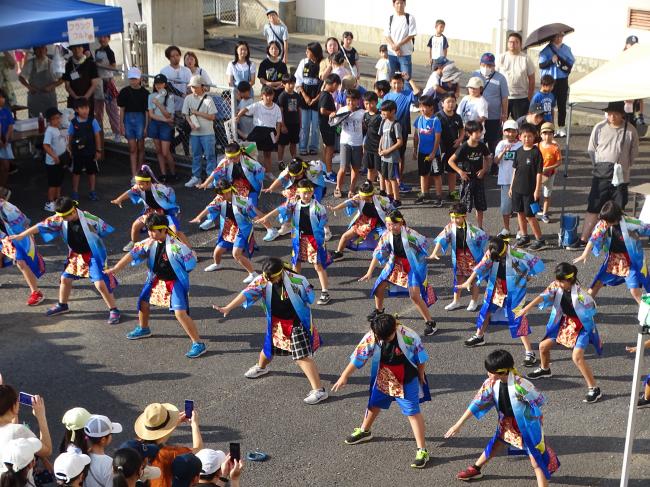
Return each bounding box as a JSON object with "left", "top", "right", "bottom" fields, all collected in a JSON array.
[
  {"left": 495, "top": 139, "right": 523, "bottom": 185},
  {"left": 0, "top": 424, "right": 37, "bottom": 475},
  {"left": 423, "top": 71, "right": 441, "bottom": 97},
  {"left": 43, "top": 126, "right": 67, "bottom": 165},
  {"left": 457, "top": 95, "right": 488, "bottom": 124},
  {"left": 148, "top": 91, "right": 176, "bottom": 120},
  {"left": 226, "top": 61, "right": 256, "bottom": 86},
  {"left": 181, "top": 93, "right": 217, "bottom": 136},
  {"left": 263, "top": 23, "right": 288, "bottom": 49},
  {"left": 375, "top": 58, "right": 390, "bottom": 81},
  {"left": 237, "top": 97, "right": 255, "bottom": 137},
  {"left": 338, "top": 108, "right": 365, "bottom": 146},
  {"left": 384, "top": 13, "right": 417, "bottom": 56},
  {"left": 85, "top": 453, "right": 113, "bottom": 487},
  {"left": 160, "top": 65, "right": 192, "bottom": 112},
  {"left": 246, "top": 101, "right": 282, "bottom": 128}
]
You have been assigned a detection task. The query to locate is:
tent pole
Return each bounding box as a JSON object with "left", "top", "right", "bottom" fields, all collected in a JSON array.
[{"left": 560, "top": 103, "right": 573, "bottom": 218}]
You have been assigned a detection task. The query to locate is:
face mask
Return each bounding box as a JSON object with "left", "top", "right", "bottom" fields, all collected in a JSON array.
[{"left": 480, "top": 66, "right": 494, "bottom": 77}]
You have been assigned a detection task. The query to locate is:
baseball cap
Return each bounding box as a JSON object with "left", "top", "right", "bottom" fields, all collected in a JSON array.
[
  {"left": 466, "top": 76, "right": 484, "bottom": 89},
  {"left": 480, "top": 52, "right": 495, "bottom": 65},
  {"left": 602, "top": 101, "right": 625, "bottom": 114},
  {"left": 432, "top": 56, "right": 449, "bottom": 69},
  {"left": 626, "top": 35, "right": 639, "bottom": 46},
  {"left": 503, "top": 119, "right": 519, "bottom": 131},
  {"left": 84, "top": 415, "right": 123, "bottom": 438},
  {"left": 118, "top": 440, "right": 160, "bottom": 461},
  {"left": 195, "top": 449, "right": 226, "bottom": 476},
  {"left": 171, "top": 453, "right": 203, "bottom": 487},
  {"left": 441, "top": 63, "right": 462, "bottom": 83},
  {"left": 127, "top": 67, "right": 142, "bottom": 79},
  {"left": 1, "top": 438, "right": 42, "bottom": 471},
  {"left": 62, "top": 408, "right": 92, "bottom": 436},
  {"left": 188, "top": 74, "right": 205, "bottom": 87},
  {"left": 45, "top": 107, "right": 63, "bottom": 120},
  {"left": 529, "top": 102, "right": 545, "bottom": 115},
  {"left": 53, "top": 451, "right": 91, "bottom": 484},
  {"left": 541, "top": 122, "right": 555, "bottom": 133},
  {"left": 265, "top": 8, "right": 277, "bottom": 15},
  {"left": 153, "top": 74, "right": 168, "bottom": 85}
]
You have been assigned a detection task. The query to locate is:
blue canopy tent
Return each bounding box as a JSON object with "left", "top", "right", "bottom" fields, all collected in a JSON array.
[{"left": 0, "top": 0, "right": 123, "bottom": 51}]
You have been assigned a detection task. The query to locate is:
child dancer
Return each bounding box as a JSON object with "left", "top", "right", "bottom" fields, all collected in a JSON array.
[
  {"left": 460, "top": 236, "right": 543, "bottom": 368},
  {"left": 106, "top": 213, "right": 206, "bottom": 358},
  {"left": 256, "top": 179, "right": 332, "bottom": 305},
  {"left": 430, "top": 203, "right": 488, "bottom": 312},
  {"left": 214, "top": 257, "right": 328, "bottom": 405},
  {"left": 445, "top": 349, "right": 560, "bottom": 486},
  {"left": 9, "top": 197, "right": 120, "bottom": 323},
  {"left": 111, "top": 166, "right": 186, "bottom": 251},
  {"left": 573, "top": 200, "right": 650, "bottom": 304},
  {"left": 332, "top": 312, "right": 431, "bottom": 469},
  {"left": 328, "top": 180, "right": 393, "bottom": 260},
  {"left": 360, "top": 210, "right": 438, "bottom": 336},
  {"left": 0, "top": 187, "right": 46, "bottom": 305},
  {"left": 189, "top": 179, "right": 259, "bottom": 283},
  {"left": 518, "top": 262, "right": 603, "bottom": 403}
]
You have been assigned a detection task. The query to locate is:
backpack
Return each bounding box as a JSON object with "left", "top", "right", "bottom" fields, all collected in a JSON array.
[{"left": 389, "top": 13, "right": 415, "bottom": 45}]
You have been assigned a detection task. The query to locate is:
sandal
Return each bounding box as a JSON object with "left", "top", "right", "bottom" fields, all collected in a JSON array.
[{"left": 334, "top": 187, "right": 342, "bottom": 198}]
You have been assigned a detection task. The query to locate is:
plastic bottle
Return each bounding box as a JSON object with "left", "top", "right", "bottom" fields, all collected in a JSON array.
[{"left": 38, "top": 113, "right": 45, "bottom": 133}]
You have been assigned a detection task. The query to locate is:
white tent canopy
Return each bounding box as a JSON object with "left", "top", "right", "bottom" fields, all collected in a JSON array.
[{"left": 569, "top": 43, "right": 650, "bottom": 103}]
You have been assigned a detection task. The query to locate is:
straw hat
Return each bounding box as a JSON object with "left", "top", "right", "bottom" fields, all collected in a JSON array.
[{"left": 134, "top": 403, "right": 179, "bottom": 441}]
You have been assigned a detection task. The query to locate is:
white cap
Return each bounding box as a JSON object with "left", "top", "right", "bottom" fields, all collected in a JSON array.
[
  {"left": 84, "top": 415, "right": 123, "bottom": 438},
  {"left": 54, "top": 451, "right": 91, "bottom": 483},
  {"left": 188, "top": 74, "right": 205, "bottom": 87},
  {"left": 466, "top": 76, "right": 484, "bottom": 89},
  {"left": 141, "top": 466, "right": 161, "bottom": 481},
  {"left": 195, "top": 449, "right": 226, "bottom": 476},
  {"left": 127, "top": 67, "right": 142, "bottom": 79},
  {"left": 1, "top": 438, "right": 42, "bottom": 471},
  {"left": 503, "top": 119, "right": 519, "bottom": 131}
]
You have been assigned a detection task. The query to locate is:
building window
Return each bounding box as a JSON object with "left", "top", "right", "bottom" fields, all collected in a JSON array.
[{"left": 629, "top": 8, "right": 650, "bottom": 30}]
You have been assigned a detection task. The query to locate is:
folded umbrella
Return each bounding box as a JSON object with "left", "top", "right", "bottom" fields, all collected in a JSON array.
[{"left": 523, "top": 23, "right": 574, "bottom": 49}]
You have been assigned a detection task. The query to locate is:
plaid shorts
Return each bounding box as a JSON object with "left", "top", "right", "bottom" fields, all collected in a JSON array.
[{"left": 272, "top": 322, "right": 313, "bottom": 360}]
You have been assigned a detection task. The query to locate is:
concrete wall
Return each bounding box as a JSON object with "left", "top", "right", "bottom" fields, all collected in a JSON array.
[{"left": 240, "top": 0, "right": 296, "bottom": 31}]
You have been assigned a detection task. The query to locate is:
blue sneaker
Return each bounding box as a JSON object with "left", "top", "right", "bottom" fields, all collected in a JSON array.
[
  {"left": 324, "top": 172, "right": 337, "bottom": 184},
  {"left": 399, "top": 182, "right": 412, "bottom": 193},
  {"left": 127, "top": 327, "right": 152, "bottom": 340},
  {"left": 186, "top": 342, "right": 207, "bottom": 358},
  {"left": 46, "top": 303, "right": 69, "bottom": 316},
  {"left": 70, "top": 191, "right": 80, "bottom": 201},
  {"left": 88, "top": 191, "right": 99, "bottom": 201}
]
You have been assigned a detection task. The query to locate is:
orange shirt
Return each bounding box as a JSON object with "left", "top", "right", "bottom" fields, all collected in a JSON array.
[
  {"left": 150, "top": 445, "right": 192, "bottom": 487},
  {"left": 538, "top": 141, "right": 562, "bottom": 175}
]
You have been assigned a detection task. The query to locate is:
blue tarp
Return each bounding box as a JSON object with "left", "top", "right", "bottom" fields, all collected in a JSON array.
[{"left": 0, "top": 0, "right": 124, "bottom": 51}]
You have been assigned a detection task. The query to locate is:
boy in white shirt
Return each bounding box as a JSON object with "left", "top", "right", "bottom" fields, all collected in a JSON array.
[
  {"left": 494, "top": 119, "right": 522, "bottom": 236},
  {"left": 427, "top": 19, "right": 449, "bottom": 66},
  {"left": 334, "top": 89, "right": 365, "bottom": 198},
  {"left": 42, "top": 108, "right": 68, "bottom": 211},
  {"left": 263, "top": 9, "right": 289, "bottom": 64}
]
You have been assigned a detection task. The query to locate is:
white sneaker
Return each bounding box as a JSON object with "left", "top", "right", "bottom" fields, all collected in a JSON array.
[
  {"left": 204, "top": 262, "right": 222, "bottom": 272},
  {"left": 184, "top": 176, "right": 201, "bottom": 188},
  {"left": 467, "top": 300, "right": 479, "bottom": 312},
  {"left": 278, "top": 222, "right": 292, "bottom": 236},
  {"left": 244, "top": 364, "right": 269, "bottom": 378},
  {"left": 199, "top": 219, "right": 215, "bottom": 231},
  {"left": 263, "top": 228, "right": 279, "bottom": 242},
  {"left": 44, "top": 201, "right": 56, "bottom": 212},
  {"left": 498, "top": 228, "right": 510, "bottom": 237},
  {"left": 122, "top": 241, "right": 135, "bottom": 252},
  {"left": 304, "top": 388, "right": 329, "bottom": 405},
  {"left": 243, "top": 272, "right": 259, "bottom": 284},
  {"left": 444, "top": 300, "right": 463, "bottom": 311},
  {"left": 324, "top": 226, "right": 332, "bottom": 241}
]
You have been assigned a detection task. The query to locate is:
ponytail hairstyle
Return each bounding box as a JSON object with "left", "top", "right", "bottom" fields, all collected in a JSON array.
[
  {"left": 1, "top": 463, "right": 31, "bottom": 487},
  {"left": 261, "top": 257, "right": 292, "bottom": 281},
  {"left": 487, "top": 236, "right": 507, "bottom": 262},
  {"left": 598, "top": 200, "right": 623, "bottom": 224},
  {"left": 135, "top": 165, "right": 159, "bottom": 184},
  {"left": 112, "top": 448, "right": 143, "bottom": 487},
  {"left": 0, "top": 384, "right": 19, "bottom": 417},
  {"left": 358, "top": 180, "right": 374, "bottom": 197},
  {"left": 58, "top": 429, "right": 88, "bottom": 455},
  {"left": 370, "top": 312, "right": 397, "bottom": 342},
  {"left": 287, "top": 158, "right": 307, "bottom": 177},
  {"left": 54, "top": 196, "right": 77, "bottom": 216},
  {"left": 555, "top": 262, "right": 578, "bottom": 285}
]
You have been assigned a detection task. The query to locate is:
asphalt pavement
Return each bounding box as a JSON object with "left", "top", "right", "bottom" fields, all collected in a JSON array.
[{"left": 1, "top": 127, "right": 650, "bottom": 486}]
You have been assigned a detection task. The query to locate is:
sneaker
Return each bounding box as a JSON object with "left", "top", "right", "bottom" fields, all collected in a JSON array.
[
  {"left": 184, "top": 176, "right": 201, "bottom": 188},
  {"left": 539, "top": 213, "right": 550, "bottom": 224},
  {"left": 399, "top": 182, "right": 412, "bottom": 193},
  {"left": 27, "top": 291, "right": 44, "bottom": 306},
  {"left": 278, "top": 222, "right": 292, "bottom": 236},
  {"left": 304, "top": 387, "right": 328, "bottom": 405},
  {"left": 448, "top": 190, "right": 460, "bottom": 201},
  {"left": 393, "top": 200, "right": 402, "bottom": 208},
  {"left": 299, "top": 150, "right": 308, "bottom": 156},
  {"left": 528, "top": 239, "right": 546, "bottom": 251},
  {"left": 498, "top": 228, "right": 510, "bottom": 237},
  {"left": 344, "top": 427, "right": 373, "bottom": 445},
  {"left": 515, "top": 235, "right": 531, "bottom": 248},
  {"left": 244, "top": 364, "right": 269, "bottom": 378},
  {"left": 527, "top": 367, "right": 552, "bottom": 380},
  {"left": 367, "top": 308, "right": 384, "bottom": 322},
  {"left": 464, "top": 334, "right": 485, "bottom": 347},
  {"left": 126, "top": 326, "right": 152, "bottom": 340},
  {"left": 583, "top": 387, "right": 602, "bottom": 403},
  {"left": 423, "top": 320, "right": 438, "bottom": 336},
  {"left": 331, "top": 250, "right": 344, "bottom": 261},
  {"left": 122, "top": 241, "right": 135, "bottom": 252},
  {"left": 199, "top": 219, "right": 216, "bottom": 231},
  {"left": 444, "top": 300, "right": 463, "bottom": 311},
  {"left": 637, "top": 395, "right": 650, "bottom": 408},
  {"left": 44, "top": 201, "right": 56, "bottom": 212},
  {"left": 411, "top": 449, "right": 430, "bottom": 469},
  {"left": 186, "top": 342, "right": 207, "bottom": 358},
  {"left": 457, "top": 465, "right": 483, "bottom": 481},
  {"left": 324, "top": 227, "right": 332, "bottom": 241},
  {"left": 204, "top": 263, "right": 222, "bottom": 272},
  {"left": 309, "top": 148, "right": 319, "bottom": 155},
  {"left": 317, "top": 292, "right": 331, "bottom": 305},
  {"left": 88, "top": 191, "right": 99, "bottom": 201},
  {"left": 243, "top": 272, "right": 259, "bottom": 284},
  {"left": 263, "top": 228, "right": 280, "bottom": 242},
  {"left": 556, "top": 128, "right": 567, "bottom": 138},
  {"left": 466, "top": 300, "right": 479, "bottom": 312},
  {"left": 324, "top": 172, "right": 337, "bottom": 184},
  {"left": 566, "top": 239, "right": 587, "bottom": 251},
  {"left": 70, "top": 191, "right": 80, "bottom": 201},
  {"left": 107, "top": 309, "right": 121, "bottom": 325},
  {"left": 414, "top": 193, "right": 427, "bottom": 205},
  {"left": 432, "top": 198, "right": 443, "bottom": 208},
  {"left": 46, "top": 303, "right": 69, "bottom": 316},
  {"left": 522, "top": 354, "right": 538, "bottom": 367}
]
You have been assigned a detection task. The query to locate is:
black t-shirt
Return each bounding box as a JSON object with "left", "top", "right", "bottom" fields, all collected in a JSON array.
[
  {"left": 318, "top": 91, "right": 336, "bottom": 129},
  {"left": 512, "top": 146, "right": 543, "bottom": 195},
  {"left": 271, "top": 281, "right": 297, "bottom": 319},
  {"left": 435, "top": 110, "right": 464, "bottom": 149},
  {"left": 257, "top": 58, "right": 288, "bottom": 99},
  {"left": 341, "top": 47, "right": 359, "bottom": 67},
  {"left": 225, "top": 201, "right": 235, "bottom": 222},
  {"left": 361, "top": 201, "right": 379, "bottom": 219},
  {"left": 95, "top": 45, "right": 116, "bottom": 65},
  {"left": 456, "top": 224, "right": 467, "bottom": 250},
  {"left": 277, "top": 91, "right": 301, "bottom": 126},
  {"left": 299, "top": 204, "right": 313, "bottom": 235},
  {"left": 117, "top": 86, "right": 150, "bottom": 113},
  {"left": 153, "top": 242, "right": 177, "bottom": 281},
  {"left": 392, "top": 234, "right": 407, "bottom": 258},
  {"left": 609, "top": 224, "right": 627, "bottom": 253},
  {"left": 497, "top": 381, "right": 514, "bottom": 418},
  {"left": 363, "top": 112, "right": 382, "bottom": 153},
  {"left": 380, "top": 335, "right": 418, "bottom": 384},
  {"left": 231, "top": 162, "right": 246, "bottom": 183},
  {"left": 496, "top": 259, "right": 506, "bottom": 280},
  {"left": 560, "top": 292, "right": 577, "bottom": 317},
  {"left": 454, "top": 141, "right": 490, "bottom": 174},
  {"left": 145, "top": 190, "right": 162, "bottom": 210},
  {"left": 63, "top": 58, "right": 99, "bottom": 98},
  {"left": 299, "top": 60, "right": 321, "bottom": 108},
  {"left": 67, "top": 219, "right": 91, "bottom": 254}
]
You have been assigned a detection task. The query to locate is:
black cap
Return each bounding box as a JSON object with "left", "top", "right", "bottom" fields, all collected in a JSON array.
[
  {"left": 602, "top": 101, "right": 625, "bottom": 114},
  {"left": 44, "top": 107, "right": 62, "bottom": 120},
  {"left": 153, "top": 74, "right": 167, "bottom": 85},
  {"left": 529, "top": 102, "right": 545, "bottom": 115},
  {"left": 626, "top": 35, "right": 639, "bottom": 46},
  {"left": 171, "top": 454, "right": 202, "bottom": 487}
]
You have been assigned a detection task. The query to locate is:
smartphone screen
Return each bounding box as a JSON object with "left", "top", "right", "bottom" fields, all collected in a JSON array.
[
  {"left": 184, "top": 400, "right": 194, "bottom": 420},
  {"left": 229, "top": 442, "right": 240, "bottom": 462},
  {"left": 19, "top": 392, "right": 34, "bottom": 407}
]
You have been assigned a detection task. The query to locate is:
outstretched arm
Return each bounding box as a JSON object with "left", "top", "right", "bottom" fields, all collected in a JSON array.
[
  {"left": 214, "top": 292, "right": 247, "bottom": 316},
  {"left": 105, "top": 252, "right": 134, "bottom": 275},
  {"left": 444, "top": 408, "right": 473, "bottom": 439},
  {"left": 516, "top": 294, "right": 544, "bottom": 318},
  {"left": 331, "top": 362, "right": 357, "bottom": 391},
  {"left": 189, "top": 207, "right": 210, "bottom": 224},
  {"left": 8, "top": 224, "right": 40, "bottom": 241},
  {"left": 110, "top": 189, "right": 131, "bottom": 207}
]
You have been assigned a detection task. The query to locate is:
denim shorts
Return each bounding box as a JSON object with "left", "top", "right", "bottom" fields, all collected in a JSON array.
[
  {"left": 0, "top": 144, "right": 14, "bottom": 160},
  {"left": 124, "top": 112, "right": 146, "bottom": 140},
  {"left": 147, "top": 119, "right": 173, "bottom": 142},
  {"left": 500, "top": 184, "right": 512, "bottom": 215}
]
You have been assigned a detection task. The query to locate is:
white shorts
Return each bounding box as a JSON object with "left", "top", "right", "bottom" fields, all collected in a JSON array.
[{"left": 542, "top": 173, "right": 555, "bottom": 198}]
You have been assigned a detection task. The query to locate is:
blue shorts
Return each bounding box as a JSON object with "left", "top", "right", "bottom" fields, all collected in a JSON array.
[
  {"left": 0, "top": 144, "right": 14, "bottom": 160},
  {"left": 61, "top": 253, "right": 116, "bottom": 292},
  {"left": 593, "top": 258, "right": 648, "bottom": 290},
  {"left": 368, "top": 376, "right": 420, "bottom": 416},
  {"left": 124, "top": 112, "right": 146, "bottom": 140},
  {"left": 546, "top": 319, "right": 591, "bottom": 350},
  {"left": 147, "top": 119, "right": 173, "bottom": 142},
  {"left": 138, "top": 277, "right": 189, "bottom": 312}
]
